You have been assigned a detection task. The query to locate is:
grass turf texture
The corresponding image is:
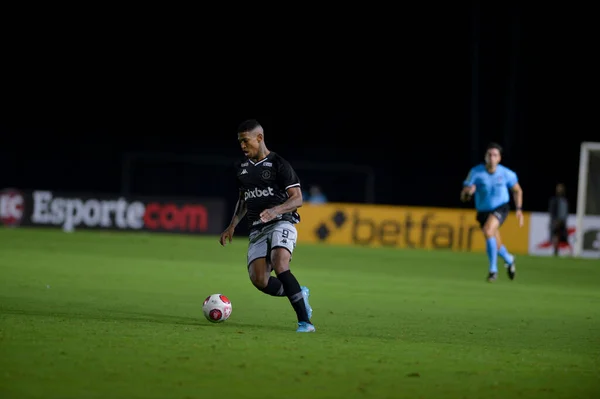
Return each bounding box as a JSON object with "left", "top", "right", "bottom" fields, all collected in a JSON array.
[{"left": 1, "top": 228, "right": 599, "bottom": 399}]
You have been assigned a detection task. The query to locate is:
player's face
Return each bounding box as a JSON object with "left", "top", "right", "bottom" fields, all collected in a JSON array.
[
  {"left": 485, "top": 148, "right": 501, "bottom": 167},
  {"left": 238, "top": 132, "right": 261, "bottom": 159}
]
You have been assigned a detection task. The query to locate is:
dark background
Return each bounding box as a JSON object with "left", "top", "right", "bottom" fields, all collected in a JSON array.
[{"left": 1, "top": 3, "right": 595, "bottom": 219}]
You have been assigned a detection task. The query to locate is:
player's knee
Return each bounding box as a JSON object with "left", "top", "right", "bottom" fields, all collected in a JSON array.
[
  {"left": 248, "top": 262, "right": 269, "bottom": 289},
  {"left": 270, "top": 248, "right": 291, "bottom": 274},
  {"left": 482, "top": 226, "right": 496, "bottom": 238},
  {"left": 249, "top": 272, "right": 269, "bottom": 289}
]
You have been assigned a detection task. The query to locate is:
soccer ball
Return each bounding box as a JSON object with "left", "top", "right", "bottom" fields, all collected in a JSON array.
[{"left": 202, "top": 294, "right": 232, "bottom": 323}]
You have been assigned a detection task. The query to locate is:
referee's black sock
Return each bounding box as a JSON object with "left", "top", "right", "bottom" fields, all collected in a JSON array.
[
  {"left": 259, "top": 276, "right": 286, "bottom": 297},
  {"left": 277, "top": 270, "right": 310, "bottom": 323}
]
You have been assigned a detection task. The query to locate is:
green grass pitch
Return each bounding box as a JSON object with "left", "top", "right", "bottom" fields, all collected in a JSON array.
[{"left": 1, "top": 228, "right": 599, "bottom": 399}]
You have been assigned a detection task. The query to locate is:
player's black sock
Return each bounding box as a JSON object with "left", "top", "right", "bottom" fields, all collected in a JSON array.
[
  {"left": 259, "top": 276, "right": 286, "bottom": 297},
  {"left": 276, "top": 270, "right": 310, "bottom": 323}
]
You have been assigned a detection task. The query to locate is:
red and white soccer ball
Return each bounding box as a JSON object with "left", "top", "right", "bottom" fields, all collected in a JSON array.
[{"left": 202, "top": 294, "right": 232, "bottom": 323}]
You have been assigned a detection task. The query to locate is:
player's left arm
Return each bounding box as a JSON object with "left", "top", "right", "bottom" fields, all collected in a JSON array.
[
  {"left": 511, "top": 183, "right": 523, "bottom": 210},
  {"left": 259, "top": 159, "right": 303, "bottom": 223},
  {"left": 271, "top": 186, "right": 303, "bottom": 215},
  {"left": 507, "top": 169, "right": 524, "bottom": 227},
  {"left": 259, "top": 188, "right": 302, "bottom": 223}
]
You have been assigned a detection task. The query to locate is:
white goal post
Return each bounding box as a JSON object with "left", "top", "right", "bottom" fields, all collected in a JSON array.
[{"left": 575, "top": 141, "right": 600, "bottom": 257}]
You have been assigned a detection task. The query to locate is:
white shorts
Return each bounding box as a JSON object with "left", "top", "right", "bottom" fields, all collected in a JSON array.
[{"left": 247, "top": 220, "right": 297, "bottom": 266}]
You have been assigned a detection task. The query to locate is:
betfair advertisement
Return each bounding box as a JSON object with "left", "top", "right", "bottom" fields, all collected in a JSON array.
[{"left": 296, "top": 203, "right": 530, "bottom": 254}]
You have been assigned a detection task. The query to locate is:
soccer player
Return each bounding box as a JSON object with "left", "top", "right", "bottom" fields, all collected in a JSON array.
[
  {"left": 219, "top": 119, "right": 315, "bottom": 332},
  {"left": 461, "top": 142, "right": 524, "bottom": 282}
]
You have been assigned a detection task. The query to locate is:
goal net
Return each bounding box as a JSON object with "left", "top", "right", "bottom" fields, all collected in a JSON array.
[{"left": 575, "top": 142, "right": 600, "bottom": 258}]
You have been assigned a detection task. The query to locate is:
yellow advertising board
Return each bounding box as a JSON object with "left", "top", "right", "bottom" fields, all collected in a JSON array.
[{"left": 296, "top": 203, "right": 530, "bottom": 254}]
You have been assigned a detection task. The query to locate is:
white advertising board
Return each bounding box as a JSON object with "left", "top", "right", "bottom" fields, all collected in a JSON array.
[{"left": 528, "top": 212, "right": 600, "bottom": 258}]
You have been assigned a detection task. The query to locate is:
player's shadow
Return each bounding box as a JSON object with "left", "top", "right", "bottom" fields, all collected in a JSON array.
[
  {"left": 5, "top": 308, "right": 307, "bottom": 332},
  {"left": 3, "top": 308, "right": 207, "bottom": 327},
  {"left": 103, "top": 309, "right": 209, "bottom": 327},
  {"left": 221, "top": 321, "right": 293, "bottom": 332}
]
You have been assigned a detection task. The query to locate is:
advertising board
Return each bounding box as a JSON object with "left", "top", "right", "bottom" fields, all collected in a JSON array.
[
  {"left": 296, "top": 203, "right": 530, "bottom": 254},
  {"left": 528, "top": 212, "right": 600, "bottom": 258},
  {"left": 0, "top": 188, "right": 225, "bottom": 235}
]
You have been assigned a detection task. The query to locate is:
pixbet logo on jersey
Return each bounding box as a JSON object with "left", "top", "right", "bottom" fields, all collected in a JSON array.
[
  {"left": 0, "top": 188, "right": 25, "bottom": 227},
  {"left": 244, "top": 187, "right": 275, "bottom": 201}
]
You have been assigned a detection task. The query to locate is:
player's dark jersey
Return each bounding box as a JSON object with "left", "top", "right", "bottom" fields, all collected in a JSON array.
[{"left": 235, "top": 152, "right": 301, "bottom": 231}]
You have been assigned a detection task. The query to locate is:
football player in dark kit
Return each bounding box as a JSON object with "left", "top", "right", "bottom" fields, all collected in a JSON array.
[{"left": 219, "top": 119, "right": 315, "bottom": 333}]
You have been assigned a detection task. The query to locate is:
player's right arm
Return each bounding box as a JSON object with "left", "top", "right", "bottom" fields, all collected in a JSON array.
[
  {"left": 219, "top": 190, "right": 247, "bottom": 246},
  {"left": 460, "top": 168, "right": 476, "bottom": 202}
]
